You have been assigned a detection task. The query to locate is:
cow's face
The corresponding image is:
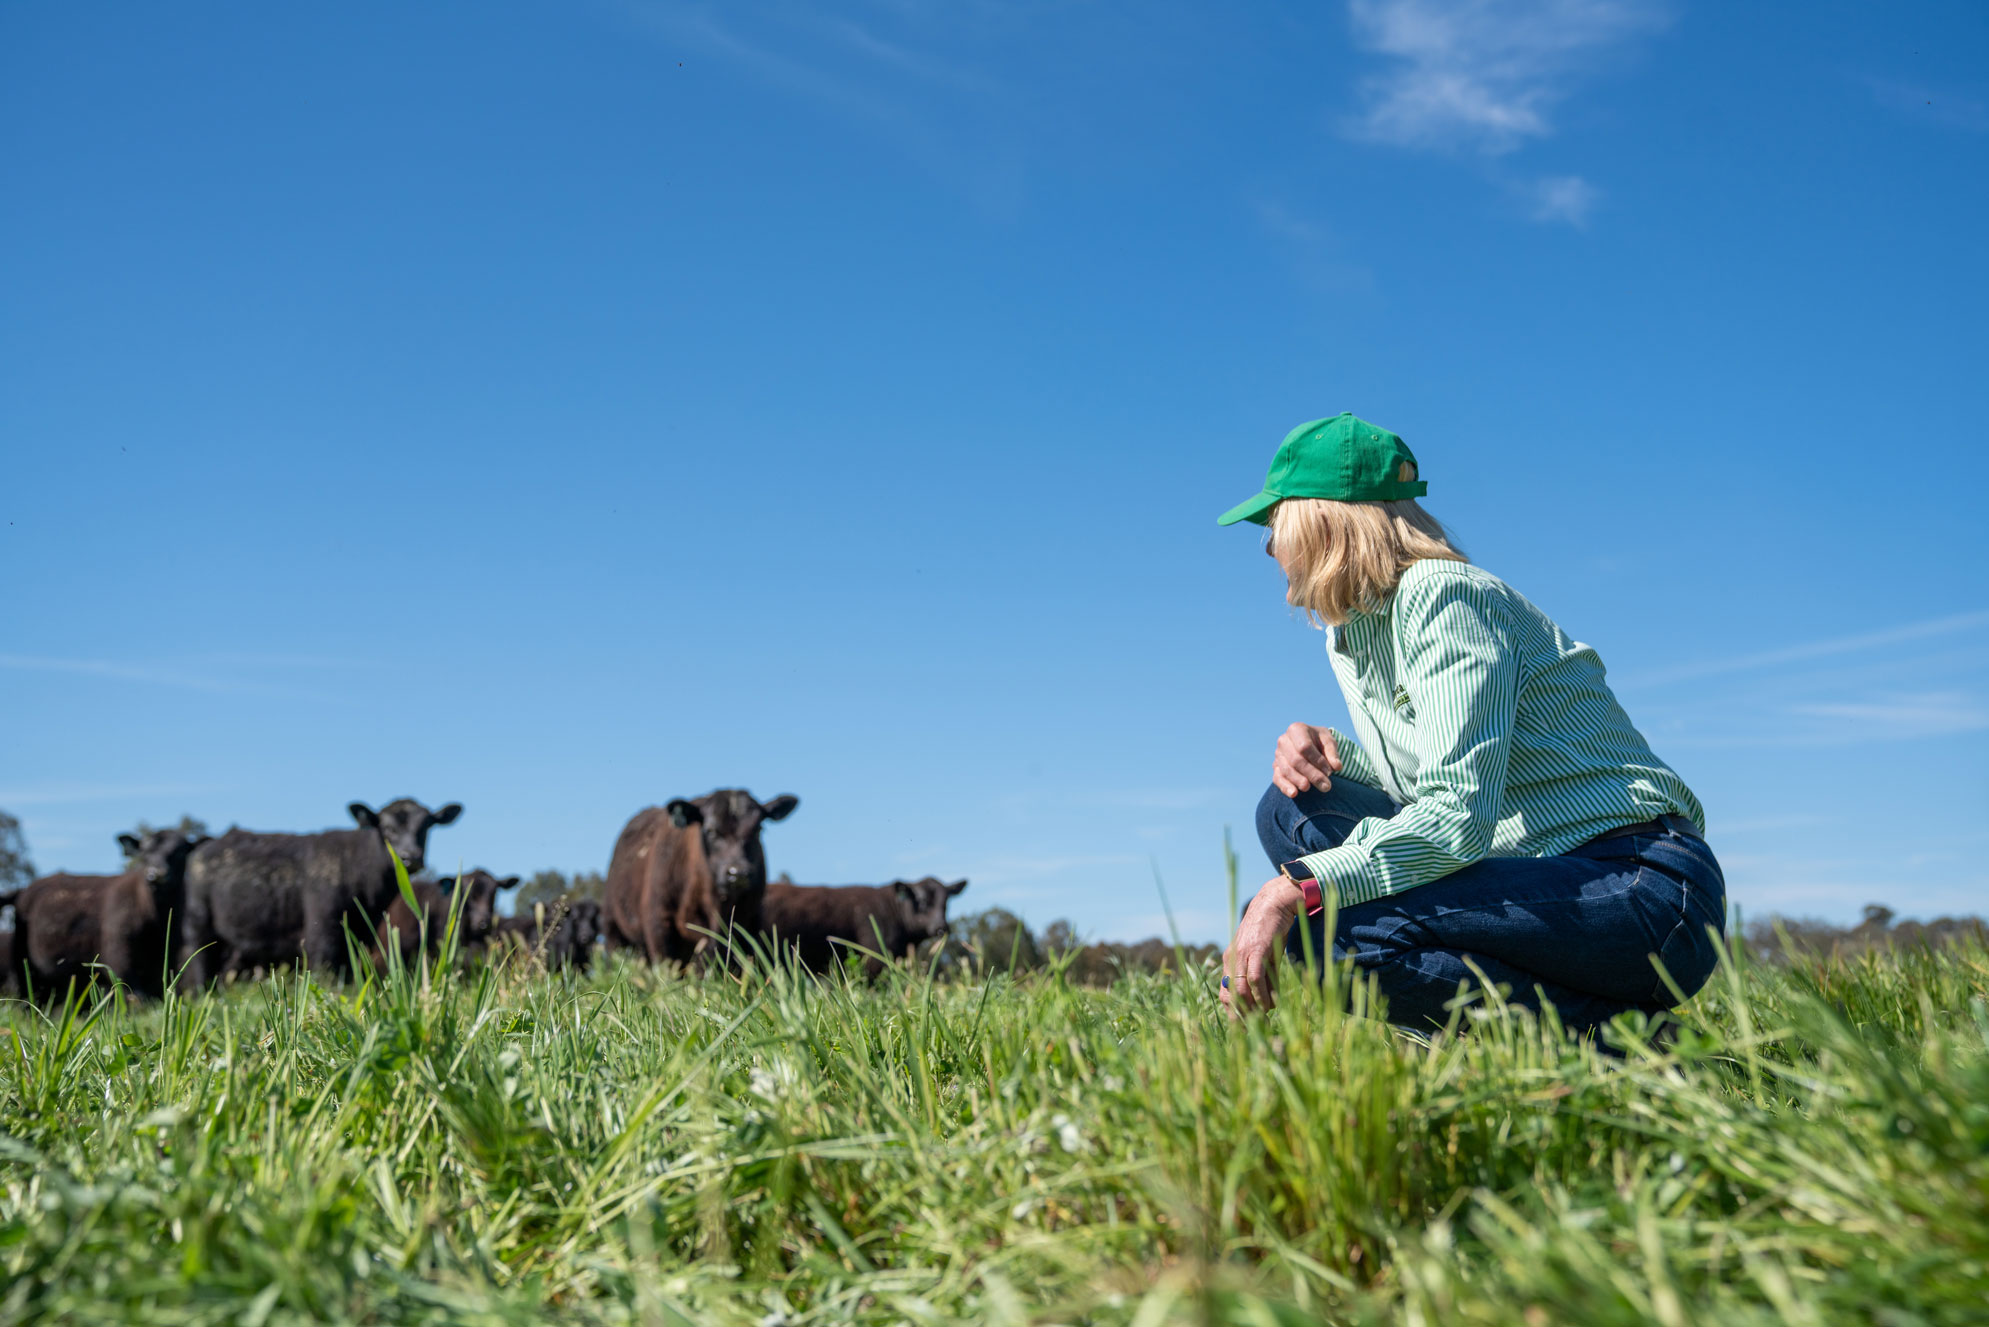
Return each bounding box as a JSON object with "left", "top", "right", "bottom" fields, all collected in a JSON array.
[
  {"left": 665, "top": 789, "right": 799, "bottom": 916},
  {"left": 116, "top": 829, "right": 206, "bottom": 897},
  {"left": 440, "top": 869, "right": 519, "bottom": 940},
  {"left": 891, "top": 876, "right": 969, "bottom": 947},
  {"left": 563, "top": 899, "right": 603, "bottom": 950},
  {"left": 349, "top": 798, "right": 463, "bottom": 875}
]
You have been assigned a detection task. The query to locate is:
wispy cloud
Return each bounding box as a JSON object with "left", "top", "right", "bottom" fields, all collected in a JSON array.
[
  {"left": 1518, "top": 173, "right": 1599, "bottom": 225},
  {"left": 0, "top": 782, "right": 223, "bottom": 808},
  {"left": 965, "top": 851, "right": 1147, "bottom": 883},
  {"left": 1343, "top": 0, "right": 1667, "bottom": 154},
  {"left": 1867, "top": 77, "right": 1989, "bottom": 134},
  {"left": 1711, "top": 814, "right": 1830, "bottom": 836},
  {"left": 987, "top": 786, "right": 1238, "bottom": 817},
  {"left": 1340, "top": 0, "right": 1665, "bottom": 226},
  {"left": 632, "top": 4, "right": 902, "bottom": 122},
  {"left": 619, "top": 1, "right": 1024, "bottom": 211},
  {"left": 810, "top": 13, "right": 1002, "bottom": 96},
  {"left": 0, "top": 652, "right": 351, "bottom": 700},
  {"left": 1617, "top": 609, "right": 1989, "bottom": 690},
  {"left": 1093, "top": 787, "right": 1236, "bottom": 813},
  {"left": 0, "top": 654, "right": 241, "bottom": 693},
  {"left": 1253, "top": 200, "right": 1377, "bottom": 291},
  {"left": 1789, "top": 691, "right": 1989, "bottom": 739}
]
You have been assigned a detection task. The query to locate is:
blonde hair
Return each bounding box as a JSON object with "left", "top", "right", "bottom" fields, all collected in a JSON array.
[{"left": 1268, "top": 498, "right": 1468, "bottom": 626}]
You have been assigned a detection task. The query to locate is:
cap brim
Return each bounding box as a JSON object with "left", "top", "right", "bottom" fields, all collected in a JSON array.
[{"left": 1216, "top": 490, "right": 1280, "bottom": 527}]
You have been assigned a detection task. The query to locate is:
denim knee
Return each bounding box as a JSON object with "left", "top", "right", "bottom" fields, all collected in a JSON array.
[
  {"left": 1257, "top": 779, "right": 1397, "bottom": 868},
  {"left": 1255, "top": 784, "right": 1295, "bottom": 865}
]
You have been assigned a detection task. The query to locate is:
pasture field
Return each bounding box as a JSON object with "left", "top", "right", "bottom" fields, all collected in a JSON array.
[{"left": 2, "top": 930, "right": 1987, "bottom": 1325}]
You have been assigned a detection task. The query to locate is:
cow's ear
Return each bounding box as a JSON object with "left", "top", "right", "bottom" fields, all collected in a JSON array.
[
  {"left": 893, "top": 881, "right": 917, "bottom": 904},
  {"left": 500, "top": 875, "right": 521, "bottom": 891},
  {"left": 946, "top": 878, "right": 969, "bottom": 896},
  {"left": 667, "top": 799, "right": 703, "bottom": 829},
  {"left": 761, "top": 794, "right": 799, "bottom": 822},
  {"left": 434, "top": 803, "right": 463, "bottom": 825},
  {"left": 349, "top": 803, "right": 380, "bottom": 829},
  {"left": 117, "top": 833, "right": 142, "bottom": 855}
]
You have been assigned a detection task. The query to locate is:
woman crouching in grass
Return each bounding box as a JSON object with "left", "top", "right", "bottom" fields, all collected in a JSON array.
[{"left": 1218, "top": 414, "right": 1723, "bottom": 1037}]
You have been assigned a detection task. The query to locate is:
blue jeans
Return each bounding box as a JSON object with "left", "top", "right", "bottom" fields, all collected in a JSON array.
[{"left": 1254, "top": 780, "right": 1727, "bottom": 1033}]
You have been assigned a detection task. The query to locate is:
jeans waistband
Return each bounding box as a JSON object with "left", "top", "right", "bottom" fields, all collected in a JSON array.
[{"left": 1586, "top": 813, "right": 1700, "bottom": 847}]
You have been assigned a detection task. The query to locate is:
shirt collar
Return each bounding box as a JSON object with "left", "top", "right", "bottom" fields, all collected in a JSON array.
[{"left": 1331, "top": 597, "right": 1393, "bottom": 655}]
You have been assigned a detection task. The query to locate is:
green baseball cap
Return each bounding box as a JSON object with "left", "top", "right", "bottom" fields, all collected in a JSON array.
[{"left": 1216, "top": 413, "right": 1428, "bottom": 526}]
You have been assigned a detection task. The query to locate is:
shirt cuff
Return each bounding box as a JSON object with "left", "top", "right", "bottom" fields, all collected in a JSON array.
[{"left": 1294, "top": 849, "right": 1389, "bottom": 911}]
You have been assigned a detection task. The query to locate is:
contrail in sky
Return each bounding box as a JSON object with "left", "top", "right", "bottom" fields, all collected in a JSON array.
[{"left": 1618, "top": 609, "right": 1989, "bottom": 689}]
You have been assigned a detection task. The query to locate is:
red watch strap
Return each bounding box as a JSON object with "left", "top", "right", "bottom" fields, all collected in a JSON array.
[
  {"left": 1282, "top": 862, "right": 1326, "bottom": 916},
  {"left": 1297, "top": 875, "right": 1324, "bottom": 916}
]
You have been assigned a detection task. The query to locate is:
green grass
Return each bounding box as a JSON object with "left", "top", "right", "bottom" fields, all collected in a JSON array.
[{"left": 3, "top": 929, "right": 1987, "bottom": 1325}]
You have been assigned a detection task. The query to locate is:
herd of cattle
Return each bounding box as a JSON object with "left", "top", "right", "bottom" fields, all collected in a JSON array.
[{"left": 0, "top": 789, "right": 969, "bottom": 1003}]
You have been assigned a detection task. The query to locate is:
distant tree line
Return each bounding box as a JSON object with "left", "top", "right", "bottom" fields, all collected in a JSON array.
[
  {"left": 516, "top": 869, "right": 606, "bottom": 911},
  {"left": 950, "top": 903, "right": 1989, "bottom": 983},
  {"left": 1741, "top": 904, "right": 1989, "bottom": 965},
  {"left": 0, "top": 811, "right": 33, "bottom": 897}
]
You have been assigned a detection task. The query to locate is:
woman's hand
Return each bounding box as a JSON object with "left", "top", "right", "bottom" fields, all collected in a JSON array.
[
  {"left": 1221, "top": 877, "right": 1303, "bottom": 1017},
  {"left": 1273, "top": 723, "right": 1342, "bottom": 797}
]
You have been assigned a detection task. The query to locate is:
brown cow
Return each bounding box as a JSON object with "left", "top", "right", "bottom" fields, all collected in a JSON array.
[
  {"left": 763, "top": 876, "right": 968, "bottom": 976},
  {"left": 0, "top": 875, "right": 98, "bottom": 1000},
  {"left": 603, "top": 789, "right": 798, "bottom": 965},
  {"left": 1, "top": 829, "right": 204, "bottom": 1001}
]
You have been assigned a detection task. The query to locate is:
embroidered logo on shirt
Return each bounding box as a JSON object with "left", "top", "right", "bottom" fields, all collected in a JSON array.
[{"left": 1391, "top": 685, "right": 1412, "bottom": 711}]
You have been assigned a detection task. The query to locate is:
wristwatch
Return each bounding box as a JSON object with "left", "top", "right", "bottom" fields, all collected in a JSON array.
[{"left": 1280, "top": 859, "right": 1325, "bottom": 916}]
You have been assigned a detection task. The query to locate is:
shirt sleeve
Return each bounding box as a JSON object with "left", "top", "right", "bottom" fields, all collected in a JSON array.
[
  {"left": 1324, "top": 727, "right": 1387, "bottom": 794},
  {"left": 1296, "top": 572, "right": 1520, "bottom": 908}
]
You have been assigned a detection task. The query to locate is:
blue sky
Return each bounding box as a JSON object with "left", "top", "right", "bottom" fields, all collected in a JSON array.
[{"left": 4, "top": 0, "right": 1985, "bottom": 941}]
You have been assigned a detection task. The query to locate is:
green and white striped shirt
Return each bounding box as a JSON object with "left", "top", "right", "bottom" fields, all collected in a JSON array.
[{"left": 1297, "top": 559, "right": 1705, "bottom": 910}]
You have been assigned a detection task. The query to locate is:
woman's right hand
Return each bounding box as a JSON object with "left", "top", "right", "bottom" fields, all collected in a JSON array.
[
  {"left": 1272, "top": 723, "right": 1342, "bottom": 797},
  {"left": 1220, "top": 876, "right": 1303, "bottom": 1018}
]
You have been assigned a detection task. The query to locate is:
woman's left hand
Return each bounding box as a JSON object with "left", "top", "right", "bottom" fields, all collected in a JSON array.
[{"left": 1221, "top": 877, "right": 1303, "bottom": 1017}]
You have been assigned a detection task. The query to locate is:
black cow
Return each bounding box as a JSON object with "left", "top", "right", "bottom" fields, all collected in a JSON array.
[
  {"left": 372, "top": 869, "right": 518, "bottom": 969},
  {"left": 763, "top": 876, "right": 968, "bottom": 976},
  {"left": 0, "top": 891, "right": 22, "bottom": 998},
  {"left": 0, "top": 829, "right": 204, "bottom": 1001},
  {"left": 491, "top": 897, "right": 603, "bottom": 973},
  {"left": 180, "top": 798, "right": 462, "bottom": 986},
  {"left": 104, "top": 828, "right": 206, "bottom": 997},
  {"left": 603, "top": 790, "right": 798, "bottom": 965},
  {"left": 440, "top": 869, "right": 520, "bottom": 949}
]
